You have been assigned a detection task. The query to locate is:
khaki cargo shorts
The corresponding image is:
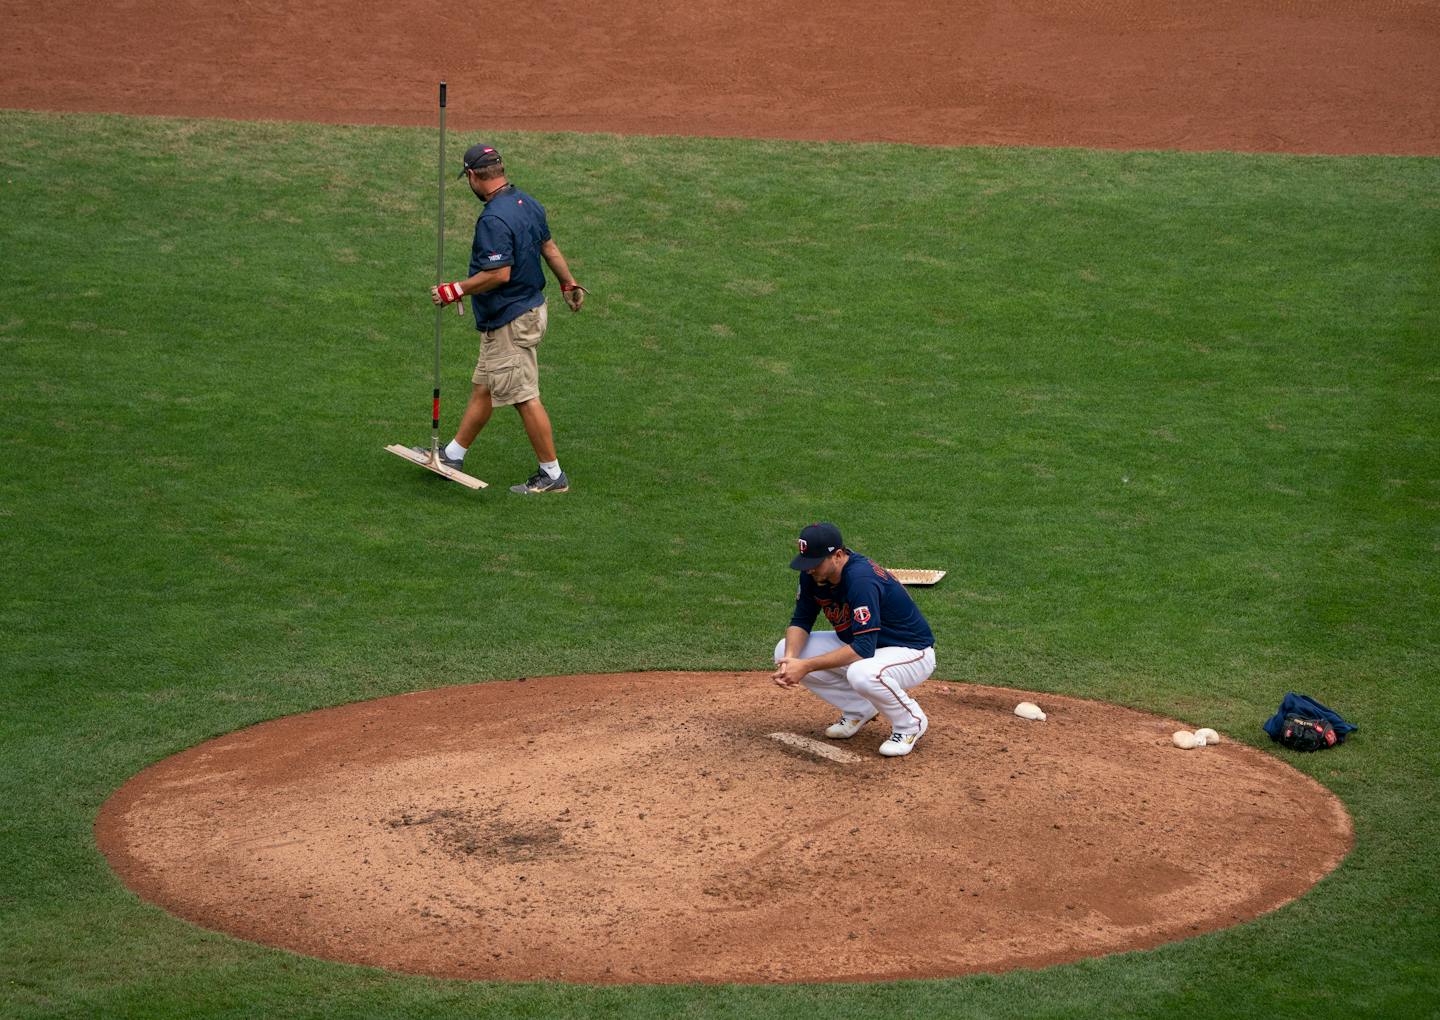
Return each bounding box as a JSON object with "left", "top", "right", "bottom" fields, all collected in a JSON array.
[{"left": 473, "top": 303, "right": 547, "bottom": 406}]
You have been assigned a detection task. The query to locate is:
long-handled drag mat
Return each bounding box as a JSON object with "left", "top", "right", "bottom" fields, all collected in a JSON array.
[
  {"left": 386, "top": 81, "right": 486, "bottom": 491},
  {"left": 384, "top": 443, "right": 487, "bottom": 490}
]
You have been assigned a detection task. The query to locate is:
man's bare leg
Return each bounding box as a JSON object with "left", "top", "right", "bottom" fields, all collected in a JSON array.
[
  {"left": 456, "top": 384, "right": 494, "bottom": 448},
  {"left": 514, "top": 397, "right": 558, "bottom": 463}
]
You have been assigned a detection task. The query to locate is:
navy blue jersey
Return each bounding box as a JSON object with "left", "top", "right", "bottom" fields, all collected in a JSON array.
[
  {"left": 468, "top": 185, "right": 551, "bottom": 330},
  {"left": 789, "top": 552, "right": 935, "bottom": 658}
]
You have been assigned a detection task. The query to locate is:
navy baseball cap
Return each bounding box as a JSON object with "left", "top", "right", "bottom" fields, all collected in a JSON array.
[
  {"left": 458, "top": 143, "right": 503, "bottom": 177},
  {"left": 790, "top": 522, "right": 843, "bottom": 570}
]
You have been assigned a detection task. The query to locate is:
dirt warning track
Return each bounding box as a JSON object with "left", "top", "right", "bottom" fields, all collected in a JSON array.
[{"left": 2, "top": 0, "right": 1437, "bottom": 155}]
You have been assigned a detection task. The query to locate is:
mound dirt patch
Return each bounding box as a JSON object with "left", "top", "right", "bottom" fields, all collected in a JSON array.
[{"left": 96, "top": 673, "right": 1351, "bottom": 983}]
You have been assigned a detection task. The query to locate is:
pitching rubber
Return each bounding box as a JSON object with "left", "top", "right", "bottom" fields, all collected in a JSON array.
[{"left": 766, "top": 731, "right": 865, "bottom": 763}]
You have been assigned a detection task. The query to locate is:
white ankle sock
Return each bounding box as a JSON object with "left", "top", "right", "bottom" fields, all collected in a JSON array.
[
  {"left": 445, "top": 440, "right": 467, "bottom": 462},
  {"left": 540, "top": 459, "right": 561, "bottom": 479}
]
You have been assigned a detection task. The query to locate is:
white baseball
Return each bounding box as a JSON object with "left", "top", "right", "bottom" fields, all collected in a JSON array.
[{"left": 1196, "top": 728, "right": 1220, "bottom": 745}]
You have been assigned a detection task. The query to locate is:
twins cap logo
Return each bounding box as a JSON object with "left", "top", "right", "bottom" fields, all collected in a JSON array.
[
  {"left": 853, "top": 606, "right": 872, "bottom": 625},
  {"left": 797, "top": 538, "right": 808, "bottom": 554}
]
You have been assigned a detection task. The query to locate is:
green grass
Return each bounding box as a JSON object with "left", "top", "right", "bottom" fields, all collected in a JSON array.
[{"left": 1, "top": 109, "right": 1437, "bottom": 1018}]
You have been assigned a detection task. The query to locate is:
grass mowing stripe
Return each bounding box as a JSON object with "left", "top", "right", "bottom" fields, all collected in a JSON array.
[{"left": 1, "top": 109, "right": 1437, "bottom": 1018}]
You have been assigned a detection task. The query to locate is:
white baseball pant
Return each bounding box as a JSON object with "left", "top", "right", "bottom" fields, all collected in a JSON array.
[{"left": 773, "top": 631, "right": 936, "bottom": 733}]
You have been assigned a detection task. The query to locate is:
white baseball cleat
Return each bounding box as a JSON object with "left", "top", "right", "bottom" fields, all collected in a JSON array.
[
  {"left": 824, "top": 713, "right": 876, "bottom": 740},
  {"left": 879, "top": 717, "right": 929, "bottom": 757}
]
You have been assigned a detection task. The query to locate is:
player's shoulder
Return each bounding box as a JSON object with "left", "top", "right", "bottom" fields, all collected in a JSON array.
[
  {"left": 849, "top": 553, "right": 903, "bottom": 588},
  {"left": 842, "top": 552, "right": 883, "bottom": 584}
]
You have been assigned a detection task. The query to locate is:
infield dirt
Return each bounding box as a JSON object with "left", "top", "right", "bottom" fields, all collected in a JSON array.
[{"left": 96, "top": 673, "right": 1352, "bottom": 984}]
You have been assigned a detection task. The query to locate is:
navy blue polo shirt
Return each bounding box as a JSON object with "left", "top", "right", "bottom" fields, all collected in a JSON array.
[
  {"left": 789, "top": 551, "right": 935, "bottom": 658},
  {"left": 468, "top": 185, "right": 551, "bottom": 331}
]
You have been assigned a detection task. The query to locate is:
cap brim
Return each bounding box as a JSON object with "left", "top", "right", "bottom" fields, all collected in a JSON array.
[{"left": 790, "top": 553, "right": 828, "bottom": 570}]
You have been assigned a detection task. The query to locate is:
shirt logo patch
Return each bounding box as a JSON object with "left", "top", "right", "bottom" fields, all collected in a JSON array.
[{"left": 853, "top": 606, "right": 872, "bottom": 626}]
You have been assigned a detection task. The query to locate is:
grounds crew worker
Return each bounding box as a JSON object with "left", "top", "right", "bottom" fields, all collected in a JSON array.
[
  {"left": 427, "top": 142, "right": 586, "bottom": 494},
  {"left": 772, "top": 522, "right": 938, "bottom": 757}
]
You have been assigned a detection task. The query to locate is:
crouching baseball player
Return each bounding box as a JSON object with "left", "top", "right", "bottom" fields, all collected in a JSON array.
[{"left": 772, "top": 522, "right": 937, "bottom": 757}]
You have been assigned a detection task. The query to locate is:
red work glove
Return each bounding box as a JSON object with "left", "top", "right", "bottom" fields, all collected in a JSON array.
[
  {"left": 429, "top": 280, "right": 463, "bottom": 305},
  {"left": 561, "top": 281, "right": 586, "bottom": 312}
]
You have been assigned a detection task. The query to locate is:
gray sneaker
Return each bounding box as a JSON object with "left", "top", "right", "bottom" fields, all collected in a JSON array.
[
  {"left": 410, "top": 445, "right": 464, "bottom": 471},
  {"left": 510, "top": 468, "right": 570, "bottom": 494}
]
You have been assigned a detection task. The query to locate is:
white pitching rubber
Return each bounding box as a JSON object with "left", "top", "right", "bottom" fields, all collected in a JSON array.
[
  {"left": 766, "top": 732, "right": 864, "bottom": 764},
  {"left": 1014, "top": 702, "right": 1046, "bottom": 721},
  {"left": 1196, "top": 728, "right": 1220, "bottom": 745}
]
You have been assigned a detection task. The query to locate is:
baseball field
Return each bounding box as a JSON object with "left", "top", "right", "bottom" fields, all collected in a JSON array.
[{"left": 3, "top": 4, "right": 1440, "bottom": 1017}]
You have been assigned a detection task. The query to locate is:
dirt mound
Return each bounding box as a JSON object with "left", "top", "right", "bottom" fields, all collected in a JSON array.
[{"left": 96, "top": 672, "right": 1351, "bottom": 983}]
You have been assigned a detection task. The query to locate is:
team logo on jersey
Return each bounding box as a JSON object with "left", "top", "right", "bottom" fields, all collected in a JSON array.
[
  {"left": 853, "top": 605, "right": 872, "bottom": 625},
  {"left": 485, "top": 252, "right": 504, "bottom": 262}
]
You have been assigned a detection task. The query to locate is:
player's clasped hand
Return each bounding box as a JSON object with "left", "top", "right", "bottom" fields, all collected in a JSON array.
[{"left": 772, "top": 657, "right": 805, "bottom": 688}]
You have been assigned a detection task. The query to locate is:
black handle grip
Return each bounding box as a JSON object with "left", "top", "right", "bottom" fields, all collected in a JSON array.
[{"left": 439, "top": 81, "right": 447, "bottom": 108}]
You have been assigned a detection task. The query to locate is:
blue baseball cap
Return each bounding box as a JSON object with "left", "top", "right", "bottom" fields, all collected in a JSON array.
[
  {"left": 458, "top": 143, "right": 503, "bottom": 177},
  {"left": 790, "top": 522, "right": 843, "bottom": 570}
]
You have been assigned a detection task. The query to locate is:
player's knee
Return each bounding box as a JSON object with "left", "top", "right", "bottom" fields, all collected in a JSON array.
[{"left": 845, "top": 660, "right": 878, "bottom": 692}]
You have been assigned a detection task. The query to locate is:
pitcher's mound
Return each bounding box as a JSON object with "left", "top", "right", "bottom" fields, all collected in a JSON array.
[{"left": 95, "top": 673, "right": 1351, "bottom": 984}]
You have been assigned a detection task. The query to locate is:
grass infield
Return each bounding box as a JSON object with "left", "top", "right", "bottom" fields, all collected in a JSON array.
[{"left": 1, "top": 109, "right": 1437, "bottom": 1019}]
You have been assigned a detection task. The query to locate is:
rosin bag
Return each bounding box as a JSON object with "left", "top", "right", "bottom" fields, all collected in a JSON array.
[{"left": 1263, "top": 692, "right": 1357, "bottom": 752}]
